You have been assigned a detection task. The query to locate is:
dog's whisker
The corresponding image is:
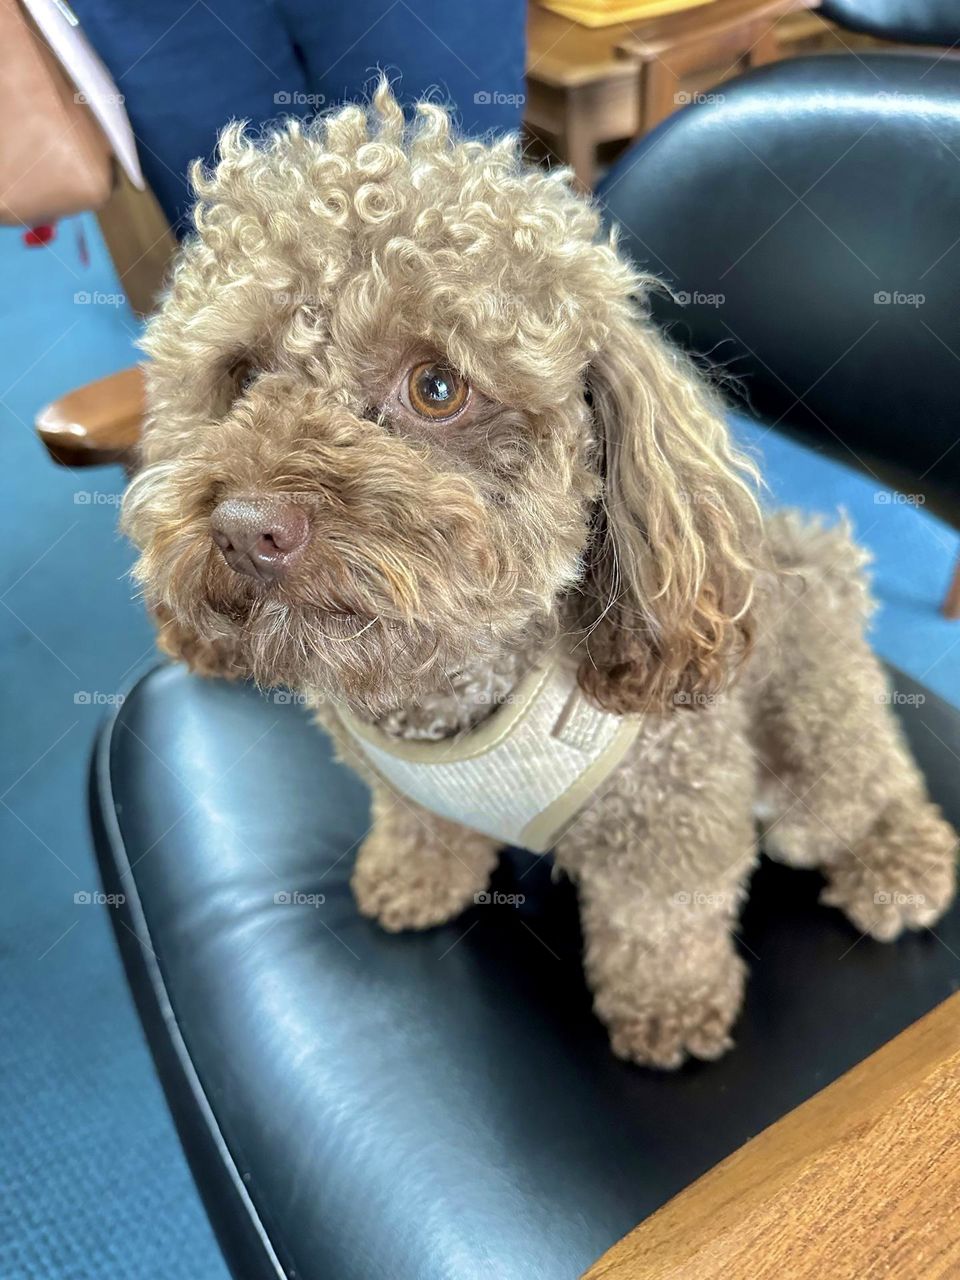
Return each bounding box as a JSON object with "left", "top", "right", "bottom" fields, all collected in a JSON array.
[{"left": 320, "top": 614, "right": 381, "bottom": 643}]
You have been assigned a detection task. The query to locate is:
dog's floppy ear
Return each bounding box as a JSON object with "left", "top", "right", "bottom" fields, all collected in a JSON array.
[{"left": 576, "top": 308, "right": 762, "bottom": 715}]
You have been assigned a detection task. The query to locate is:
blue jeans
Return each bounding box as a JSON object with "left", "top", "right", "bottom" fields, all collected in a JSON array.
[{"left": 72, "top": 0, "right": 527, "bottom": 229}]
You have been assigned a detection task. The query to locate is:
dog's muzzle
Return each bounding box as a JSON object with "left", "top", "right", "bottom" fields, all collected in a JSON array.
[{"left": 210, "top": 495, "right": 309, "bottom": 583}]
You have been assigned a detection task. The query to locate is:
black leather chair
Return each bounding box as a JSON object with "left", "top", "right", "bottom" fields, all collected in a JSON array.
[
  {"left": 598, "top": 53, "right": 960, "bottom": 493},
  {"left": 819, "top": 0, "right": 960, "bottom": 45},
  {"left": 92, "top": 55, "right": 960, "bottom": 1280}
]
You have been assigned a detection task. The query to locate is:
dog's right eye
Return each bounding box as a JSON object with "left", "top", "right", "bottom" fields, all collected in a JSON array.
[
  {"left": 227, "top": 356, "right": 258, "bottom": 398},
  {"left": 401, "top": 361, "right": 470, "bottom": 421}
]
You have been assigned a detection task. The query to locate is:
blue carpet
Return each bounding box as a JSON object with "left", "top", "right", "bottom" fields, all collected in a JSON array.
[
  {"left": 731, "top": 415, "right": 960, "bottom": 709},
  {"left": 0, "top": 217, "right": 228, "bottom": 1279},
  {"left": 1, "top": 217, "right": 957, "bottom": 1280}
]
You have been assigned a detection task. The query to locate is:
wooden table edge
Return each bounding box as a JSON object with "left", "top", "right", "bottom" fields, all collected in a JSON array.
[
  {"left": 614, "top": 0, "right": 819, "bottom": 59},
  {"left": 581, "top": 990, "right": 960, "bottom": 1278}
]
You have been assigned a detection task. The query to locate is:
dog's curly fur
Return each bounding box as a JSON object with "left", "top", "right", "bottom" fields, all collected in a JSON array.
[{"left": 122, "top": 83, "right": 957, "bottom": 1068}]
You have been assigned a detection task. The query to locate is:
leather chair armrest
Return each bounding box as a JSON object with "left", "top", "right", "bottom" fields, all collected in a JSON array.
[{"left": 36, "top": 365, "right": 144, "bottom": 467}]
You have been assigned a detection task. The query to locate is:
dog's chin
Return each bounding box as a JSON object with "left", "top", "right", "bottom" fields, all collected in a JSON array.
[
  {"left": 199, "top": 593, "right": 461, "bottom": 716},
  {"left": 156, "top": 541, "right": 523, "bottom": 716}
]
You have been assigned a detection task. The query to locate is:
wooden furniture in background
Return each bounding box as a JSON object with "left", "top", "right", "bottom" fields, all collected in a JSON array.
[
  {"left": 95, "top": 169, "right": 175, "bottom": 317},
  {"left": 943, "top": 558, "right": 960, "bottom": 620},
  {"left": 525, "top": 8, "right": 642, "bottom": 189},
  {"left": 36, "top": 365, "right": 144, "bottom": 467},
  {"left": 526, "top": 0, "right": 818, "bottom": 189},
  {"left": 539, "top": 0, "right": 714, "bottom": 28},
  {"left": 583, "top": 991, "right": 960, "bottom": 1279},
  {"left": 615, "top": 0, "right": 817, "bottom": 133}
]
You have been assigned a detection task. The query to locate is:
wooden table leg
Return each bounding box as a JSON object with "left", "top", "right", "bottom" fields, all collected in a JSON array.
[
  {"left": 943, "top": 551, "right": 960, "bottom": 619},
  {"left": 562, "top": 84, "right": 599, "bottom": 191},
  {"left": 640, "top": 61, "right": 682, "bottom": 134},
  {"left": 750, "top": 19, "right": 784, "bottom": 64}
]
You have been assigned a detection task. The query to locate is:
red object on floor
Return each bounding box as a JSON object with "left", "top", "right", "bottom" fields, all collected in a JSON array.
[{"left": 23, "top": 224, "right": 56, "bottom": 246}]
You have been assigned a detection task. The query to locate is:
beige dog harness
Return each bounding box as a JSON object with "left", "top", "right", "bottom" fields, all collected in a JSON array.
[{"left": 334, "top": 658, "right": 641, "bottom": 852}]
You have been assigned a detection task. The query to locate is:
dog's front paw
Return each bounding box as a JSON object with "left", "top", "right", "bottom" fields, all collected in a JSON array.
[
  {"left": 351, "top": 833, "right": 496, "bottom": 932},
  {"left": 597, "top": 950, "right": 746, "bottom": 1070},
  {"left": 820, "top": 799, "right": 957, "bottom": 941}
]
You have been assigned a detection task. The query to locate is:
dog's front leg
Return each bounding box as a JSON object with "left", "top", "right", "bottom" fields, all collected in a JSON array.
[
  {"left": 351, "top": 784, "right": 500, "bottom": 932},
  {"left": 556, "top": 704, "right": 758, "bottom": 1069}
]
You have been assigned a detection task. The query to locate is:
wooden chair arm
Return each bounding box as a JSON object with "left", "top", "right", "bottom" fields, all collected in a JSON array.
[{"left": 36, "top": 365, "right": 144, "bottom": 467}]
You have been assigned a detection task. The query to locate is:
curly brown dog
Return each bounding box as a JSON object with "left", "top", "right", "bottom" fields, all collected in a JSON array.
[{"left": 122, "top": 83, "right": 957, "bottom": 1069}]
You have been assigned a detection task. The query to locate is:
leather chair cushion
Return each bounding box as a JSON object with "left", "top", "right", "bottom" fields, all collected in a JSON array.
[
  {"left": 820, "top": 0, "right": 960, "bottom": 46},
  {"left": 597, "top": 55, "right": 960, "bottom": 487},
  {"left": 93, "top": 660, "right": 960, "bottom": 1280}
]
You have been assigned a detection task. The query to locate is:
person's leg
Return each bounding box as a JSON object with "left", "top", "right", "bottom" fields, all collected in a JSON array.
[
  {"left": 71, "top": 0, "right": 310, "bottom": 229},
  {"left": 282, "top": 0, "right": 527, "bottom": 137},
  {"left": 73, "top": 1, "right": 525, "bottom": 228}
]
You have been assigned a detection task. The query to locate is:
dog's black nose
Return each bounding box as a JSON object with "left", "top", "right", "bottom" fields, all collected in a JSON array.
[{"left": 210, "top": 496, "right": 309, "bottom": 582}]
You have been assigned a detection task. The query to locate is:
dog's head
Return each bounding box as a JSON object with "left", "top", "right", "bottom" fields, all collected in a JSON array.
[{"left": 123, "top": 83, "right": 761, "bottom": 715}]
